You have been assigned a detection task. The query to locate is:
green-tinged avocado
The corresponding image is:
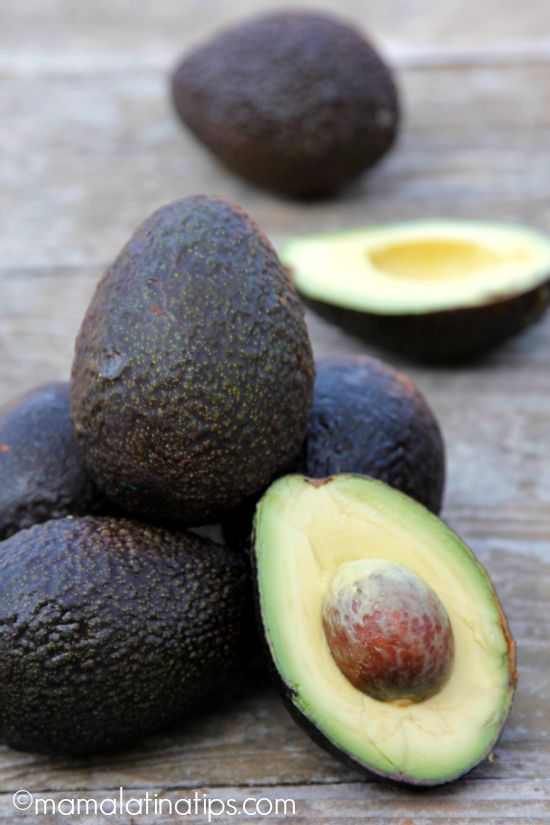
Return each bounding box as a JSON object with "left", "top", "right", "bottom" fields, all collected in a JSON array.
[
  {"left": 0, "top": 383, "right": 106, "bottom": 539},
  {"left": 171, "top": 12, "right": 399, "bottom": 198},
  {"left": 0, "top": 515, "right": 253, "bottom": 754},
  {"left": 254, "top": 475, "right": 516, "bottom": 785},
  {"left": 70, "top": 196, "right": 314, "bottom": 525},
  {"left": 281, "top": 220, "right": 550, "bottom": 360},
  {"left": 223, "top": 353, "right": 444, "bottom": 552}
]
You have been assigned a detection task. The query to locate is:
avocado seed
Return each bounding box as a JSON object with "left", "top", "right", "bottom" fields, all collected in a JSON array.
[{"left": 322, "top": 559, "right": 454, "bottom": 703}]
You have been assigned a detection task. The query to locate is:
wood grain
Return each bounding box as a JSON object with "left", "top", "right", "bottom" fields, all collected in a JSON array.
[
  {"left": 1, "top": 0, "right": 550, "bottom": 821},
  {"left": 2, "top": 63, "right": 550, "bottom": 269},
  {"left": 3, "top": 0, "right": 550, "bottom": 71}
]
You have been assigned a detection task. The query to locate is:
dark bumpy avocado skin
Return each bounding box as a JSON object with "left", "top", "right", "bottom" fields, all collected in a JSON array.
[
  {"left": 70, "top": 196, "right": 314, "bottom": 525},
  {"left": 171, "top": 12, "right": 399, "bottom": 198},
  {"left": 0, "top": 516, "right": 253, "bottom": 754},
  {"left": 223, "top": 354, "right": 444, "bottom": 552},
  {"left": 0, "top": 383, "right": 105, "bottom": 540},
  {"left": 304, "top": 283, "right": 550, "bottom": 362},
  {"left": 222, "top": 493, "right": 265, "bottom": 556},
  {"left": 296, "top": 355, "right": 445, "bottom": 513}
]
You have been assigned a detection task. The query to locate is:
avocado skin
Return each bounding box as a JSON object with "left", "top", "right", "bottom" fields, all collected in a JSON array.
[
  {"left": 171, "top": 12, "right": 399, "bottom": 198},
  {"left": 297, "top": 355, "right": 444, "bottom": 513},
  {"left": 0, "top": 383, "right": 106, "bottom": 540},
  {"left": 223, "top": 354, "right": 444, "bottom": 552},
  {"left": 0, "top": 516, "right": 253, "bottom": 754},
  {"left": 302, "top": 282, "right": 550, "bottom": 362},
  {"left": 70, "top": 196, "right": 314, "bottom": 525},
  {"left": 222, "top": 494, "right": 264, "bottom": 557}
]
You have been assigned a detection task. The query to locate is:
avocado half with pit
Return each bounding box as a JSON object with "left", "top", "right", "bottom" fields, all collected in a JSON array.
[
  {"left": 281, "top": 221, "right": 550, "bottom": 360},
  {"left": 254, "top": 475, "right": 516, "bottom": 785}
]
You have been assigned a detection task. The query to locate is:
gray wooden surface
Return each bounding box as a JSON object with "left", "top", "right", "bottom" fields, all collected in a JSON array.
[{"left": 1, "top": 1, "right": 550, "bottom": 821}]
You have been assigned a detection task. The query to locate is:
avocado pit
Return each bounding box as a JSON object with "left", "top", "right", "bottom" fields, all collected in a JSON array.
[
  {"left": 322, "top": 559, "right": 454, "bottom": 704},
  {"left": 368, "top": 238, "right": 506, "bottom": 281}
]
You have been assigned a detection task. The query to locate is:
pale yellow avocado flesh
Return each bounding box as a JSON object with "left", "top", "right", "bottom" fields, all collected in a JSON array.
[
  {"left": 281, "top": 221, "right": 550, "bottom": 314},
  {"left": 255, "top": 475, "right": 515, "bottom": 784}
]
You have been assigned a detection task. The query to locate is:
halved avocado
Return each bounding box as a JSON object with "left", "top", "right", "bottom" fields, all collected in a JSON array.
[
  {"left": 281, "top": 221, "right": 550, "bottom": 360},
  {"left": 254, "top": 474, "right": 516, "bottom": 785}
]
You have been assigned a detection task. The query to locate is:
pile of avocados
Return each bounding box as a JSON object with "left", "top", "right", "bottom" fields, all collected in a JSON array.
[
  {"left": 2, "top": 5, "right": 538, "bottom": 789},
  {"left": 0, "top": 192, "right": 516, "bottom": 784}
]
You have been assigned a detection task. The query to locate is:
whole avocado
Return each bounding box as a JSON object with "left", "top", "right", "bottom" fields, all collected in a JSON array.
[
  {"left": 70, "top": 196, "right": 314, "bottom": 525},
  {"left": 296, "top": 355, "right": 445, "bottom": 513},
  {"left": 0, "top": 516, "right": 253, "bottom": 754},
  {"left": 0, "top": 383, "right": 105, "bottom": 539},
  {"left": 171, "top": 12, "right": 399, "bottom": 198}
]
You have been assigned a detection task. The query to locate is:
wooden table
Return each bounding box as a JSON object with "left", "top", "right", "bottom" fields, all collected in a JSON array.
[{"left": 1, "top": 1, "right": 549, "bottom": 821}]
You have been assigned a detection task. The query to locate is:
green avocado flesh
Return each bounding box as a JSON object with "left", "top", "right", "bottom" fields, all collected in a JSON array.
[
  {"left": 282, "top": 220, "right": 550, "bottom": 314},
  {"left": 254, "top": 475, "right": 516, "bottom": 785}
]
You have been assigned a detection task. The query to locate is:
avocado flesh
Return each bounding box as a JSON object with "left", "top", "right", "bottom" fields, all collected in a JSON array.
[
  {"left": 282, "top": 221, "right": 550, "bottom": 314},
  {"left": 255, "top": 475, "right": 515, "bottom": 785}
]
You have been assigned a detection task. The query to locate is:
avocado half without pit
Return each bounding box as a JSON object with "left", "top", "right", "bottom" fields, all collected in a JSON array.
[
  {"left": 254, "top": 475, "right": 516, "bottom": 785},
  {"left": 281, "top": 221, "right": 550, "bottom": 360}
]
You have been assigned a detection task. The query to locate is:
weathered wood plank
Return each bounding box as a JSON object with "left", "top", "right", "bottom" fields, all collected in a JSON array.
[
  {"left": 2, "top": 63, "right": 549, "bottom": 268},
  {"left": 2, "top": 0, "right": 550, "bottom": 73},
  {"left": 0, "top": 714, "right": 548, "bottom": 794}
]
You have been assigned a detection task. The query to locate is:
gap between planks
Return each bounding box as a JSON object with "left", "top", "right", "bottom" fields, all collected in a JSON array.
[{"left": 1, "top": 43, "right": 550, "bottom": 77}]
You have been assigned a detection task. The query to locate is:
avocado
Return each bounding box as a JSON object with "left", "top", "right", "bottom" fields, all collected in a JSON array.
[
  {"left": 223, "top": 353, "right": 444, "bottom": 553},
  {"left": 70, "top": 196, "right": 314, "bottom": 525},
  {"left": 171, "top": 12, "right": 399, "bottom": 198},
  {"left": 0, "top": 383, "right": 106, "bottom": 539},
  {"left": 254, "top": 475, "right": 516, "bottom": 785},
  {"left": 0, "top": 515, "right": 253, "bottom": 754},
  {"left": 297, "top": 355, "right": 444, "bottom": 512},
  {"left": 281, "top": 220, "right": 550, "bottom": 360}
]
